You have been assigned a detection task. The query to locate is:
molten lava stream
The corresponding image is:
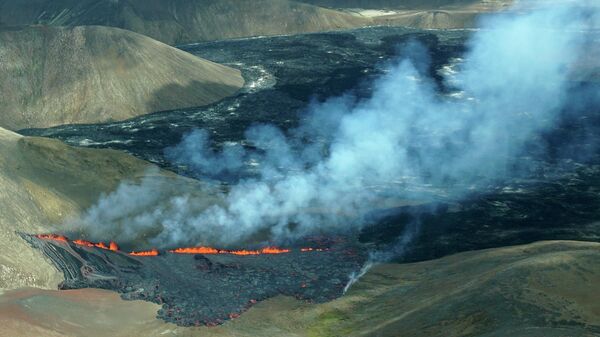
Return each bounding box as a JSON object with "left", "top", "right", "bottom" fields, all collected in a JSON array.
[
  {"left": 129, "top": 248, "right": 160, "bottom": 256},
  {"left": 258, "top": 247, "right": 291, "bottom": 254},
  {"left": 35, "top": 234, "right": 299, "bottom": 257},
  {"left": 35, "top": 234, "right": 68, "bottom": 242},
  {"left": 109, "top": 241, "right": 119, "bottom": 251},
  {"left": 169, "top": 246, "right": 220, "bottom": 254},
  {"left": 228, "top": 249, "right": 260, "bottom": 256},
  {"left": 169, "top": 246, "right": 291, "bottom": 256},
  {"left": 95, "top": 242, "right": 109, "bottom": 249},
  {"left": 72, "top": 239, "right": 120, "bottom": 252},
  {"left": 35, "top": 234, "right": 121, "bottom": 252},
  {"left": 72, "top": 239, "right": 96, "bottom": 247}
]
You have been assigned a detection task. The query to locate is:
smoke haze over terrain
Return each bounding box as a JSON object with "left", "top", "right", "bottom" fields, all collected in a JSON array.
[{"left": 73, "top": 3, "right": 599, "bottom": 248}]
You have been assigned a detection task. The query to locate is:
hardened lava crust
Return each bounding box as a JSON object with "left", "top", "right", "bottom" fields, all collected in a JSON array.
[{"left": 21, "top": 234, "right": 367, "bottom": 326}]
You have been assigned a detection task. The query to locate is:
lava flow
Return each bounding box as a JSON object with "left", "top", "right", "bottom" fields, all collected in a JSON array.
[
  {"left": 109, "top": 241, "right": 120, "bottom": 251},
  {"left": 34, "top": 234, "right": 322, "bottom": 257},
  {"left": 35, "top": 234, "right": 132, "bottom": 254},
  {"left": 35, "top": 234, "right": 68, "bottom": 242},
  {"left": 72, "top": 239, "right": 120, "bottom": 251},
  {"left": 27, "top": 232, "right": 365, "bottom": 327},
  {"left": 36, "top": 234, "right": 119, "bottom": 251},
  {"left": 129, "top": 248, "right": 160, "bottom": 256},
  {"left": 169, "top": 246, "right": 291, "bottom": 255}
]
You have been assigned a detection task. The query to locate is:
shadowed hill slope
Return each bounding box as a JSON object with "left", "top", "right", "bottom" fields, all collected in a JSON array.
[
  {"left": 0, "top": 25, "right": 243, "bottom": 130},
  {"left": 0, "top": 0, "right": 370, "bottom": 45},
  {"left": 0, "top": 240, "right": 598, "bottom": 336}
]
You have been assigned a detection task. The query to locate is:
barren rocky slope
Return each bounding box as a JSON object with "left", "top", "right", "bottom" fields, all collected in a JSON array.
[
  {"left": 1, "top": 0, "right": 589, "bottom": 42},
  {"left": 0, "top": 240, "right": 598, "bottom": 337},
  {"left": 0, "top": 25, "right": 243, "bottom": 130},
  {"left": 0, "top": 127, "right": 215, "bottom": 290},
  {"left": 0, "top": 0, "right": 369, "bottom": 45}
]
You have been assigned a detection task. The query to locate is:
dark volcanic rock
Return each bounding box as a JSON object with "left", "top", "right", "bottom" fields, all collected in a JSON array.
[
  {"left": 22, "top": 234, "right": 366, "bottom": 326},
  {"left": 20, "top": 27, "right": 468, "bottom": 179},
  {"left": 20, "top": 26, "right": 600, "bottom": 273},
  {"left": 360, "top": 165, "right": 600, "bottom": 263}
]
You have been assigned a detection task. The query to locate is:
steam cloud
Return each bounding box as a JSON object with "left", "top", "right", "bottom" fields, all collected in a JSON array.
[{"left": 73, "top": 3, "right": 598, "bottom": 248}]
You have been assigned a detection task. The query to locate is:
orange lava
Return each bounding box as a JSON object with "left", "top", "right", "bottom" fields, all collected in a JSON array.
[
  {"left": 72, "top": 239, "right": 95, "bottom": 247},
  {"left": 72, "top": 239, "right": 118, "bottom": 251},
  {"left": 35, "top": 234, "right": 122, "bottom": 253},
  {"left": 35, "top": 234, "right": 69, "bottom": 242},
  {"left": 169, "top": 246, "right": 291, "bottom": 256},
  {"left": 169, "top": 246, "right": 220, "bottom": 254},
  {"left": 109, "top": 241, "right": 119, "bottom": 251},
  {"left": 260, "top": 247, "right": 291, "bottom": 254},
  {"left": 129, "top": 248, "right": 160, "bottom": 256},
  {"left": 229, "top": 249, "right": 260, "bottom": 256},
  {"left": 35, "top": 234, "right": 326, "bottom": 258}
]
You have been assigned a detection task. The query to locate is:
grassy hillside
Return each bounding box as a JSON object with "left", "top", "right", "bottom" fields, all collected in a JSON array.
[{"left": 0, "top": 25, "right": 243, "bottom": 130}]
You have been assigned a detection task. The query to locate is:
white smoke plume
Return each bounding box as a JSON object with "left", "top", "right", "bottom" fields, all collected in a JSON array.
[
  {"left": 74, "top": 3, "right": 598, "bottom": 248},
  {"left": 343, "top": 261, "right": 374, "bottom": 294}
]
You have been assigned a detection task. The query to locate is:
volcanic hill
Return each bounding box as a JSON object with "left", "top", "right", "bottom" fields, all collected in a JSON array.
[
  {"left": 0, "top": 127, "right": 214, "bottom": 290},
  {"left": 0, "top": 0, "right": 369, "bottom": 45},
  {"left": 0, "top": 25, "right": 243, "bottom": 130}
]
